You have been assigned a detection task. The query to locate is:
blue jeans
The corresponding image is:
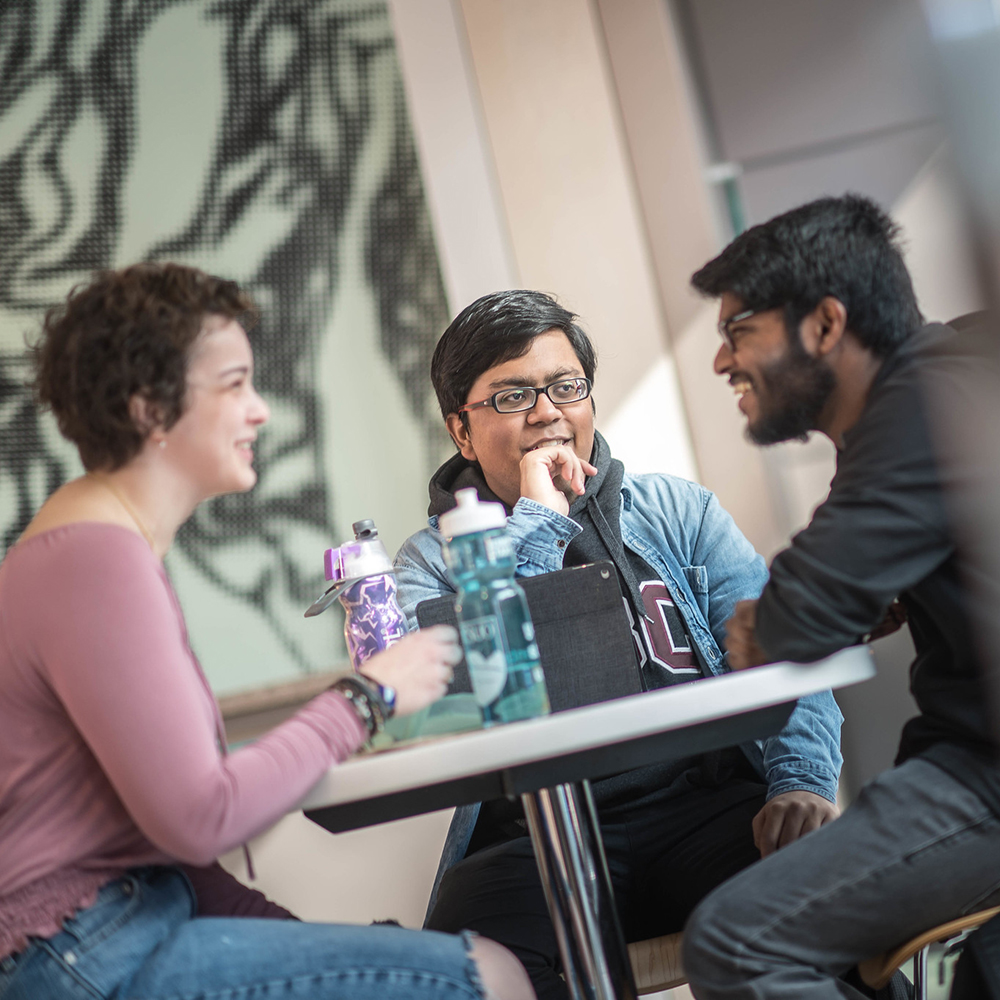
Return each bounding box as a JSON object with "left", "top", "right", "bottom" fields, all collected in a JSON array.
[{"left": 0, "top": 867, "right": 485, "bottom": 999}]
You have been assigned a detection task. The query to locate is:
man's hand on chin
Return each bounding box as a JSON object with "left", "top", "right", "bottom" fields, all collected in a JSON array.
[
  {"left": 519, "top": 445, "right": 597, "bottom": 515},
  {"left": 752, "top": 791, "right": 840, "bottom": 858},
  {"left": 724, "top": 599, "right": 770, "bottom": 670}
]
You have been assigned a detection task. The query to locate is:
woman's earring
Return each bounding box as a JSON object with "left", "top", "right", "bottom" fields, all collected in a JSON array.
[{"left": 158, "top": 439, "right": 167, "bottom": 449}]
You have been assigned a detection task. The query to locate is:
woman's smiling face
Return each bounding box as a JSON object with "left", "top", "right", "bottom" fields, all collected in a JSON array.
[{"left": 162, "top": 316, "right": 270, "bottom": 500}]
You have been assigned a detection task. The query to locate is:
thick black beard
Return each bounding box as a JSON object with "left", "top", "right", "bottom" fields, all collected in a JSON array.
[{"left": 746, "top": 341, "right": 836, "bottom": 446}]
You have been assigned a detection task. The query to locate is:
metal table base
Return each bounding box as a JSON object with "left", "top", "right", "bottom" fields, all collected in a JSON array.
[{"left": 522, "top": 780, "right": 637, "bottom": 1000}]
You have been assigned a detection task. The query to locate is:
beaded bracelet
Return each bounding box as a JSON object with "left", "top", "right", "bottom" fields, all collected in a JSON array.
[{"left": 330, "top": 675, "right": 387, "bottom": 739}]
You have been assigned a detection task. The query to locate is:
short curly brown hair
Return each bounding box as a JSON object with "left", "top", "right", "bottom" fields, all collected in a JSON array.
[{"left": 32, "top": 262, "right": 257, "bottom": 471}]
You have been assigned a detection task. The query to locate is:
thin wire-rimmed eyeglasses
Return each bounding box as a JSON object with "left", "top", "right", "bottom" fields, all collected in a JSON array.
[
  {"left": 458, "top": 377, "right": 593, "bottom": 414},
  {"left": 718, "top": 308, "right": 761, "bottom": 351}
]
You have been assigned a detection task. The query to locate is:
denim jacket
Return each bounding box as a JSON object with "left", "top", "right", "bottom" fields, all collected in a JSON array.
[{"left": 393, "top": 471, "right": 844, "bottom": 919}]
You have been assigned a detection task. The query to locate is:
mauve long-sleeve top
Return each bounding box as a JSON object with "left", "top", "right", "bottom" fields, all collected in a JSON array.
[{"left": 0, "top": 523, "right": 366, "bottom": 958}]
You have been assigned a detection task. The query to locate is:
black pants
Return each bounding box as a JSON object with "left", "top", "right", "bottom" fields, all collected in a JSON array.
[{"left": 427, "top": 775, "right": 767, "bottom": 1000}]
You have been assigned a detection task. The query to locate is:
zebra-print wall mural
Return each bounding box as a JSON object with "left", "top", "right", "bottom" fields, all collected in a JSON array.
[{"left": 0, "top": 0, "right": 451, "bottom": 693}]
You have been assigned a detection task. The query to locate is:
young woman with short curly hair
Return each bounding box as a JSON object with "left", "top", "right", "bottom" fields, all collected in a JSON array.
[{"left": 0, "top": 262, "right": 534, "bottom": 1000}]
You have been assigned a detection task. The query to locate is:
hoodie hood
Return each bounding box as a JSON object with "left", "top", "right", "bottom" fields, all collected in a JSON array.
[
  {"left": 428, "top": 450, "right": 510, "bottom": 519},
  {"left": 428, "top": 431, "right": 616, "bottom": 519},
  {"left": 426, "top": 432, "right": 649, "bottom": 621}
]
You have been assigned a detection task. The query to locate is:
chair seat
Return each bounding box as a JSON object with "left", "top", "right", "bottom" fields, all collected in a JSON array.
[
  {"left": 858, "top": 906, "right": 1000, "bottom": 990},
  {"left": 629, "top": 932, "right": 686, "bottom": 994}
]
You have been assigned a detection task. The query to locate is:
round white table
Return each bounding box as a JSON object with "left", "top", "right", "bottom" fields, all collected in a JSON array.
[{"left": 302, "top": 646, "right": 875, "bottom": 1000}]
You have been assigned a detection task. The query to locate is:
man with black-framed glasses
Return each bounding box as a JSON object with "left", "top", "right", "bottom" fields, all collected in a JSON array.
[{"left": 393, "top": 289, "right": 844, "bottom": 1000}]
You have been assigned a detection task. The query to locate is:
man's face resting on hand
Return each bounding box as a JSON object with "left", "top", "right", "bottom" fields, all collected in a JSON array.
[{"left": 445, "top": 329, "right": 597, "bottom": 515}]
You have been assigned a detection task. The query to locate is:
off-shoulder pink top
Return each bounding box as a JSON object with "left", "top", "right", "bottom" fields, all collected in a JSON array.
[{"left": 0, "top": 523, "right": 365, "bottom": 957}]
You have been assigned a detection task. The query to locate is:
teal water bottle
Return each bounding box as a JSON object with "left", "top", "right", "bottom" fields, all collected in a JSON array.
[{"left": 438, "top": 488, "right": 551, "bottom": 726}]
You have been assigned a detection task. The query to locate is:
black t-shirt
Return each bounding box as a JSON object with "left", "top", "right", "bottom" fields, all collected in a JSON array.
[
  {"left": 621, "top": 570, "right": 701, "bottom": 687},
  {"left": 592, "top": 548, "right": 748, "bottom": 814}
]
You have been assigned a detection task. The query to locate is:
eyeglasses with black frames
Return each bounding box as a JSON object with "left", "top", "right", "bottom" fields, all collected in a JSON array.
[
  {"left": 458, "top": 377, "right": 593, "bottom": 415},
  {"left": 718, "top": 308, "right": 762, "bottom": 351}
]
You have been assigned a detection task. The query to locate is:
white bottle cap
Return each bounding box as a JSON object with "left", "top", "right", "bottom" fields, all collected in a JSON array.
[{"left": 438, "top": 488, "right": 506, "bottom": 538}]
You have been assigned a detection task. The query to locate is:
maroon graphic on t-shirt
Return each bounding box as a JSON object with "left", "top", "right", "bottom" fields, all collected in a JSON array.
[{"left": 623, "top": 580, "right": 700, "bottom": 676}]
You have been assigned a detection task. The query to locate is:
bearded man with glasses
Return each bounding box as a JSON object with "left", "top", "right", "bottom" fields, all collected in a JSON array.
[
  {"left": 393, "top": 289, "right": 844, "bottom": 1000},
  {"left": 681, "top": 194, "right": 994, "bottom": 1000}
]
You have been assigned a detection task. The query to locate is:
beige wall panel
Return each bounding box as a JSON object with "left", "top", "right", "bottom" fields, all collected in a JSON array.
[
  {"left": 458, "top": 0, "right": 672, "bottom": 422},
  {"left": 387, "top": 0, "right": 519, "bottom": 309},
  {"left": 595, "top": 0, "right": 722, "bottom": 336},
  {"left": 594, "top": 0, "right": 787, "bottom": 555}
]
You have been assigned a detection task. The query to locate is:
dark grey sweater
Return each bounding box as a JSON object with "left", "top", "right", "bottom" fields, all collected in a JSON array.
[{"left": 756, "top": 321, "right": 1000, "bottom": 811}]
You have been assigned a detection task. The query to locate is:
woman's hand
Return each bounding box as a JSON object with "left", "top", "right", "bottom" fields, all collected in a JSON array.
[{"left": 359, "top": 626, "right": 462, "bottom": 716}]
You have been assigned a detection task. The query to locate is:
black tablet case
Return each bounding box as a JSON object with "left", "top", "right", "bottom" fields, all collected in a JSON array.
[{"left": 415, "top": 561, "right": 643, "bottom": 712}]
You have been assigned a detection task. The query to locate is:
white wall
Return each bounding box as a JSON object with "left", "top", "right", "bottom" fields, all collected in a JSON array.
[
  {"left": 221, "top": 807, "right": 454, "bottom": 927},
  {"left": 895, "top": 148, "right": 985, "bottom": 323},
  {"left": 453, "top": 0, "right": 697, "bottom": 480}
]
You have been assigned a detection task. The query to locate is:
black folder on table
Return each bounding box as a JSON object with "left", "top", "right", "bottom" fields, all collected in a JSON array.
[{"left": 415, "top": 561, "right": 642, "bottom": 713}]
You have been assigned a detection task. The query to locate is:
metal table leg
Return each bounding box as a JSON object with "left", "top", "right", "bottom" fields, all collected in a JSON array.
[
  {"left": 521, "top": 780, "right": 637, "bottom": 1000},
  {"left": 913, "top": 945, "right": 928, "bottom": 1000}
]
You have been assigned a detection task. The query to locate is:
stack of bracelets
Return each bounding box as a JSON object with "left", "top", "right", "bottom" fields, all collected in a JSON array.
[{"left": 330, "top": 674, "right": 394, "bottom": 739}]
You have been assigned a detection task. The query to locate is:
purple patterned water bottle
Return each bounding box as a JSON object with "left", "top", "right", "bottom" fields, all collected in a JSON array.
[{"left": 304, "top": 519, "right": 408, "bottom": 670}]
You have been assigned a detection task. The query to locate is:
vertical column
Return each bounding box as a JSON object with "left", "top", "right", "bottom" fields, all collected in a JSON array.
[
  {"left": 595, "top": 0, "right": 789, "bottom": 556},
  {"left": 456, "top": 0, "right": 697, "bottom": 482}
]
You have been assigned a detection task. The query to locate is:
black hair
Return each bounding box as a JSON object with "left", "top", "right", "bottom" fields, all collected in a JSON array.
[
  {"left": 430, "top": 290, "right": 597, "bottom": 419},
  {"left": 691, "top": 194, "right": 922, "bottom": 356}
]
